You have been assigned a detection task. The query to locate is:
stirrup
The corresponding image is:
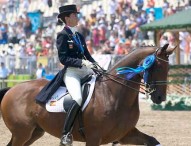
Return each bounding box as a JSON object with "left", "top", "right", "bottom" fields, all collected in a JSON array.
[{"left": 60, "top": 133, "right": 73, "bottom": 146}]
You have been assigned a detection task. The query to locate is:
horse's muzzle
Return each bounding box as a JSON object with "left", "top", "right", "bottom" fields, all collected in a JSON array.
[{"left": 151, "top": 93, "right": 166, "bottom": 104}]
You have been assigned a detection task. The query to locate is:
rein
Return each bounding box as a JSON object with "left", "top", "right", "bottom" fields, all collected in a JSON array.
[
  {"left": 94, "top": 67, "right": 152, "bottom": 95},
  {"left": 94, "top": 51, "right": 169, "bottom": 95},
  {"left": 94, "top": 67, "right": 146, "bottom": 94}
]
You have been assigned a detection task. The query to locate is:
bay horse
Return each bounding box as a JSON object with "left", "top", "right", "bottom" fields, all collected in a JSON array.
[{"left": 0, "top": 44, "right": 175, "bottom": 146}]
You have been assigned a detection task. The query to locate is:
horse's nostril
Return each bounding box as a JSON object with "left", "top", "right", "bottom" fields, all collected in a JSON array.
[{"left": 158, "top": 96, "right": 162, "bottom": 101}]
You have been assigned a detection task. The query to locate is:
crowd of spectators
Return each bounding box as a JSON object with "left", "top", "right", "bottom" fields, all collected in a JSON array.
[
  {"left": 0, "top": 0, "right": 191, "bottom": 75},
  {"left": 78, "top": 0, "right": 191, "bottom": 55}
]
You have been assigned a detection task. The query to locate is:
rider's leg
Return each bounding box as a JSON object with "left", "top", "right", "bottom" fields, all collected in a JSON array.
[
  {"left": 61, "top": 100, "right": 80, "bottom": 145},
  {"left": 60, "top": 71, "right": 82, "bottom": 146}
]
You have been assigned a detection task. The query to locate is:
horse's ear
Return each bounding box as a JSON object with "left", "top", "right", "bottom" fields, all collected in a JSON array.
[
  {"left": 166, "top": 45, "right": 177, "bottom": 55},
  {"left": 156, "top": 44, "right": 169, "bottom": 55},
  {"left": 161, "top": 44, "right": 169, "bottom": 52}
]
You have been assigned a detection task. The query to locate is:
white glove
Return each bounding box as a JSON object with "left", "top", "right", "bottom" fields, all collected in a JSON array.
[{"left": 82, "top": 60, "right": 94, "bottom": 69}]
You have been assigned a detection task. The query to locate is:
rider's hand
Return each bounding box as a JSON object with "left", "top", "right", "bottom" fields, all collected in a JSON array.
[
  {"left": 93, "top": 62, "right": 107, "bottom": 72},
  {"left": 82, "top": 60, "right": 94, "bottom": 69},
  {"left": 92, "top": 62, "right": 99, "bottom": 69}
]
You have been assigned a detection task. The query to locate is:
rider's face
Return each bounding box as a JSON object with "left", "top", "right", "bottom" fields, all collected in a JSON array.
[{"left": 66, "top": 13, "right": 79, "bottom": 27}]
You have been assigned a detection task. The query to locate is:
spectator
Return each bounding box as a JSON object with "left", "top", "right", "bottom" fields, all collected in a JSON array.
[
  {"left": 26, "top": 42, "right": 35, "bottom": 55},
  {"left": 35, "top": 40, "right": 43, "bottom": 56},
  {"left": 136, "top": 0, "right": 144, "bottom": 12},
  {"left": 88, "top": 12, "right": 96, "bottom": 26},
  {"left": 162, "top": 0, "right": 170, "bottom": 15},
  {"left": 18, "top": 40, "right": 27, "bottom": 71},
  {"left": 147, "top": 8, "right": 155, "bottom": 23},
  {"left": 8, "top": 23, "right": 19, "bottom": 44},
  {"left": 0, "top": 0, "right": 190, "bottom": 74},
  {"left": 140, "top": 9, "right": 147, "bottom": 24},
  {"left": 0, "top": 5, "right": 7, "bottom": 22},
  {"left": 8, "top": 0, "right": 14, "bottom": 14},
  {"left": 0, "top": 22, "right": 8, "bottom": 44},
  {"left": 0, "top": 62, "right": 9, "bottom": 87},
  {"left": 45, "top": 24, "right": 55, "bottom": 38},
  {"left": 36, "top": 63, "right": 46, "bottom": 79},
  {"left": 0, "top": 49, "right": 7, "bottom": 65},
  {"left": 92, "top": 25, "right": 100, "bottom": 50},
  {"left": 7, "top": 43, "right": 15, "bottom": 73},
  {"left": 114, "top": 40, "right": 126, "bottom": 55},
  {"left": 101, "top": 41, "right": 113, "bottom": 54},
  {"left": 109, "top": 31, "right": 118, "bottom": 51},
  {"left": 23, "top": 16, "right": 32, "bottom": 38},
  {"left": 21, "top": 0, "right": 30, "bottom": 11},
  {"left": 147, "top": 0, "right": 155, "bottom": 8},
  {"left": 109, "top": 0, "right": 118, "bottom": 16},
  {"left": 78, "top": 21, "right": 90, "bottom": 41},
  {"left": 86, "top": 40, "right": 94, "bottom": 54},
  {"left": 48, "top": 0, "right": 52, "bottom": 8},
  {"left": 96, "top": 4, "right": 105, "bottom": 20},
  {"left": 165, "top": 5, "right": 176, "bottom": 16},
  {"left": 98, "top": 21, "right": 107, "bottom": 45}
]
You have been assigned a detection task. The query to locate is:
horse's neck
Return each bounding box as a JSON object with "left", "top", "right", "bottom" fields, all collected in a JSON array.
[
  {"left": 105, "top": 48, "right": 156, "bottom": 107},
  {"left": 109, "top": 48, "right": 156, "bottom": 74}
]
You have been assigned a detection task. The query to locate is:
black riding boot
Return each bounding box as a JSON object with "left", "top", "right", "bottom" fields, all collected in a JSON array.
[{"left": 60, "top": 100, "right": 81, "bottom": 146}]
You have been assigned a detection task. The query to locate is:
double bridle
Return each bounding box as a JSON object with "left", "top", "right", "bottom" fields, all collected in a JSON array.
[
  {"left": 145, "top": 49, "right": 169, "bottom": 95},
  {"left": 94, "top": 51, "right": 169, "bottom": 95}
]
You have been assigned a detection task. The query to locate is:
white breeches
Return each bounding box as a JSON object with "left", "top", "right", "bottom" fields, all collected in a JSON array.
[{"left": 63, "top": 66, "right": 94, "bottom": 106}]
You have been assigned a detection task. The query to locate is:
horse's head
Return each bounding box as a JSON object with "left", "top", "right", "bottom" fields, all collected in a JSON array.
[
  {"left": 147, "top": 44, "right": 176, "bottom": 104},
  {"left": 110, "top": 44, "right": 176, "bottom": 104}
]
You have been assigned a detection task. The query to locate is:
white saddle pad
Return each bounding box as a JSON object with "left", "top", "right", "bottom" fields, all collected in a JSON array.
[{"left": 46, "top": 75, "right": 96, "bottom": 112}]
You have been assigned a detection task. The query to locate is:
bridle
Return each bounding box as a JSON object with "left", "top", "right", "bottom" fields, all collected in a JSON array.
[
  {"left": 93, "top": 49, "right": 169, "bottom": 95},
  {"left": 143, "top": 48, "right": 169, "bottom": 94}
]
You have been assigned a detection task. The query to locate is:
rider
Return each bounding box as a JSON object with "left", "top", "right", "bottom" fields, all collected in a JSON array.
[{"left": 56, "top": 4, "right": 97, "bottom": 146}]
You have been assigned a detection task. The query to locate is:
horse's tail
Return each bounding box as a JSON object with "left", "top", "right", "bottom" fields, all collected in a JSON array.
[
  {"left": 0, "top": 87, "right": 11, "bottom": 105},
  {"left": 0, "top": 87, "right": 10, "bottom": 118}
]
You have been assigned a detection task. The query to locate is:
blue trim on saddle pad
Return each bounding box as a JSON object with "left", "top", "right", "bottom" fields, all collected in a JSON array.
[{"left": 116, "top": 54, "right": 156, "bottom": 83}]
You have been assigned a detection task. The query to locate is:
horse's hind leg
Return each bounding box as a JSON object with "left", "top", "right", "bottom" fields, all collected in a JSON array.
[
  {"left": 24, "top": 126, "right": 45, "bottom": 145},
  {"left": 9, "top": 125, "right": 36, "bottom": 146},
  {"left": 6, "top": 124, "right": 44, "bottom": 146},
  {"left": 118, "top": 128, "right": 161, "bottom": 146}
]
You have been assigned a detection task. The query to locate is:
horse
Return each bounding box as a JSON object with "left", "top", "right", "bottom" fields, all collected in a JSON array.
[{"left": 0, "top": 44, "right": 175, "bottom": 146}]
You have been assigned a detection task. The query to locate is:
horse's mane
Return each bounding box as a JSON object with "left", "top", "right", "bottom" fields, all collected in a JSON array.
[{"left": 109, "top": 47, "right": 157, "bottom": 72}]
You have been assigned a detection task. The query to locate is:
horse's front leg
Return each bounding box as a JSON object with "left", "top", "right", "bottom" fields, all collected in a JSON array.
[{"left": 118, "top": 127, "right": 161, "bottom": 146}]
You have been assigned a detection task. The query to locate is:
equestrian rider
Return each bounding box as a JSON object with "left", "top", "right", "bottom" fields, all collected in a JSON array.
[{"left": 56, "top": 4, "right": 97, "bottom": 146}]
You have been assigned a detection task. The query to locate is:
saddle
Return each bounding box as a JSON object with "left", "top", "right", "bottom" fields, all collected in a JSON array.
[
  {"left": 63, "top": 75, "right": 92, "bottom": 112},
  {"left": 45, "top": 74, "right": 97, "bottom": 113}
]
